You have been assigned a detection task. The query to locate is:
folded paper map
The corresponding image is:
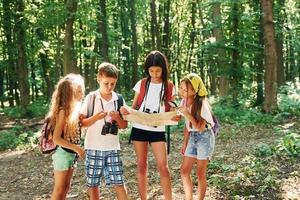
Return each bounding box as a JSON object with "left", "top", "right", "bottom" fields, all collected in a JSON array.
[{"left": 122, "top": 106, "right": 178, "bottom": 127}]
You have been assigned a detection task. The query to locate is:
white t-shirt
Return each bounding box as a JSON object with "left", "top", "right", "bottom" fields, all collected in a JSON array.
[
  {"left": 80, "top": 90, "right": 125, "bottom": 151},
  {"left": 181, "top": 98, "right": 215, "bottom": 132},
  {"left": 132, "top": 80, "right": 175, "bottom": 132}
]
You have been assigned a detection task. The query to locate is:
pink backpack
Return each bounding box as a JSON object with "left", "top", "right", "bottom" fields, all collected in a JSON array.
[{"left": 39, "top": 118, "right": 57, "bottom": 154}]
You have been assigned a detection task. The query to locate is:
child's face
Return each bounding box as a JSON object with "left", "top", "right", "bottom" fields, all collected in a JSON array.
[
  {"left": 98, "top": 75, "right": 117, "bottom": 95},
  {"left": 74, "top": 85, "right": 84, "bottom": 101},
  {"left": 179, "top": 81, "right": 196, "bottom": 99},
  {"left": 148, "top": 66, "right": 162, "bottom": 82}
]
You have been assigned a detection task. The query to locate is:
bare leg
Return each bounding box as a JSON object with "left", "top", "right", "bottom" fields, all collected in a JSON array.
[
  {"left": 63, "top": 168, "right": 74, "bottom": 200},
  {"left": 88, "top": 186, "right": 100, "bottom": 200},
  {"left": 51, "top": 168, "right": 73, "bottom": 200},
  {"left": 151, "top": 142, "right": 172, "bottom": 200},
  {"left": 180, "top": 156, "right": 196, "bottom": 200},
  {"left": 196, "top": 160, "right": 208, "bottom": 200},
  {"left": 133, "top": 141, "right": 148, "bottom": 200},
  {"left": 114, "top": 184, "right": 128, "bottom": 200}
]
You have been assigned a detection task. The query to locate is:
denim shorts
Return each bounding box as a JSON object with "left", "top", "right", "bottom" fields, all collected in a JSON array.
[
  {"left": 184, "top": 129, "right": 215, "bottom": 160},
  {"left": 85, "top": 149, "right": 124, "bottom": 187},
  {"left": 52, "top": 147, "right": 77, "bottom": 171}
]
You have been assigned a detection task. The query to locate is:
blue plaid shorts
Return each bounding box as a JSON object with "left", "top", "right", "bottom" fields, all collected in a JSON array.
[{"left": 85, "top": 149, "right": 124, "bottom": 187}]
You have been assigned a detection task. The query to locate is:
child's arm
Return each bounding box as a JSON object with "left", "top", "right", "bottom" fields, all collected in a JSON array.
[
  {"left": 53, "top": 110, "right": 85, "bottom": 158},
  {"left": 131, "top": 91, "right": 139, "bottom": 109},
  {"left": 80, "top": 111, "right": 107, "bottom": 127},
  {"left": 179, "top": 107, "right": 206, "bottom": 131},
  {"left": 109, "top": 111, "right": 128, "bottom": 129},
  {"left": 120, "top": 91, "right": 139, "bottom": 115},
  {"left": 181, "top": 126, "right": 190, "bottom": 155}
]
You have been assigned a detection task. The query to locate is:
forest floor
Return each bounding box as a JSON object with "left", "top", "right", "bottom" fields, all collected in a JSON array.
[{"left": 0, "top": 116, "right": 299, "bottom": 200}]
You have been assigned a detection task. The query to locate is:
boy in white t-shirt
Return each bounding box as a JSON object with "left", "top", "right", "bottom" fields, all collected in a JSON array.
[{"left": 80, "top": 62, "right": 128, "bottom": 200}]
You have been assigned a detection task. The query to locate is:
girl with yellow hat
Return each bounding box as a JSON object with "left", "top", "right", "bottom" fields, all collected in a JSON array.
[{"left": 178, "top": 73, "right": 215, "bottom": 200}]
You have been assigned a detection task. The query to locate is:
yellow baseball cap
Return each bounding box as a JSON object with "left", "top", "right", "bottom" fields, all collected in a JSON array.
[{"left": 184, "top": 73, "right": 208, "bottom": 97}]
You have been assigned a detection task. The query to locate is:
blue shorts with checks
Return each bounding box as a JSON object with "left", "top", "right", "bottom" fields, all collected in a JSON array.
[{"left": 85, "top": 149, "right": 125, "bottom": 187}]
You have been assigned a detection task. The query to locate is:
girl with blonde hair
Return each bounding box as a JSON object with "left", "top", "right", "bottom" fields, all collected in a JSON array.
[{"left": 49, "top": 74, "right": 85, "bottom": 200}]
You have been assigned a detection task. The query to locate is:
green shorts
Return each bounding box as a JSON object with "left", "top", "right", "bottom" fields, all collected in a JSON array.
[{"left": 52, "top": 147, "right": 77, "bottom": 171}]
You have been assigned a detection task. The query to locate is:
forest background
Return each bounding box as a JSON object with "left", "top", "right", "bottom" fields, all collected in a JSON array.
[{"left": 0, "top": 0, "right": 299, "bottom": 199}]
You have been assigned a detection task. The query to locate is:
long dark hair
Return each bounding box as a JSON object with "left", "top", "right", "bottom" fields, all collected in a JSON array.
[{"left": 144, "top": 50, "right": 170, "bottom": 102}]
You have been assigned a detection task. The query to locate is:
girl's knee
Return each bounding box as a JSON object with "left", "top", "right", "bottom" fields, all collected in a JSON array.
[
  {"left": 157, "top": 164, "right": 170, "bottom": 177},
  {"left": 180, "top": 166, "right": 190, "bottom": 177},
  {"left": 196, "top": 171, "right": 206, "bottom": 180},
  {"left": 137, "top": 162, "right": 147, "bottom": 175}
]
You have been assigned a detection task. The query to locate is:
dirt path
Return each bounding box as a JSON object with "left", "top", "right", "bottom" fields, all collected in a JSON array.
[{"left": 0, "top": 120, "right": 299, "bottom": 200}]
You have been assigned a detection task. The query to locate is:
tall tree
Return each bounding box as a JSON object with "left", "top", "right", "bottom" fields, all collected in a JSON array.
[
  {"left": 15, "top": 0, "right": 30, "bottom": 106},
  {"left": 253, "top": 0, "right": 264, "bottom": 107},
  {"left": 98, "top": 0, "right": 109, "bottom": 61},
  {"left": 275, "top": 0, "right": 285, "bottom": 86},
  {"left": 150, "top": 0, "right": 161, "bottom": 50},
  {"left": 162, "top": 0, "right": 170, "bottom": 59},
  {"left": 212, "top": 1, "right": 228, "bottom": 97},
  {"left": 63, "top": 0, "right": 78, "bottom": 74},
  {"left": 36, "top": 28, "right": 54, "bottom": 97},
  {"left": 186, "top": 0, "right": 196, "bottom": 72},
  {"left": 261, "top": 0, "right": 278, "bottom": 112},
  {"left": 119, "top": 0, "right": 131, "bottom": 90},
  {"left": 129, "top": 0, "right": 138, "bottom": 86},
  {"left": 230, "top": 1, "right": 240, "bottom": 106},
  {"left": 2, "top": 0, "right": 15, "bottom": 106}
]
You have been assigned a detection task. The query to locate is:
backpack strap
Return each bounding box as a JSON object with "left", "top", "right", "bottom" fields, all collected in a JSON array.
[
  {"left": 136, "top": 78, "right": 149, "bottom": 109},
  {"left": 86, "top": 91, "right": 97, "bottom": 118},
  {"left": 116, "top": 93, "right": 124, "bottom": 112},
  {"left": 137, "top": 78, "right": 174, "bottom": 111}
]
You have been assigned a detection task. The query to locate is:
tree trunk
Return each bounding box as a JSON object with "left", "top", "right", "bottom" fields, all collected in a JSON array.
[
  {"left": 150, "top": 0, "right": 161, "bottom": 50},
  {"left": 275, "top": 0, "right": 285, "bottom": 87},
  {"left": 2, "top": 0, "right": 15, "bottom": 106},
  {"left": 119, "top": 0, "right": 131, "bottom": 90},
  {"left": 288, "top": 32, "right": 296, "bottom": 81},
  {"left": 231, "top": 1, "right": 240, "bottom": 106},
  {"left": 89, "top": 40, "right": 99, "bottom": 91},
  {"left": 15, "top": 0, "right": 30, "bottom": 106},
  {"left": 129, "top": 0, "right": 138, "bottom": 86},
  {"left": 254, "top": 8, "right": 264, "bottom": 107},
  {"left": 98, "top": 0, "right": 109, "bottom": 61},
  {"left": 54, "top": 25, "right": 63, "bottom": 80},
  {"left": 63, "top": 0, "right": 78, "bottom": 75},
  {"left": 162, "top": 0, "right": 170, "bottom": 59},
  {"left": 0, "top": 63, "right": 4, "bottom": 108},
  {"left": 261, "top": 0, "right": 278, "bottom": 112},
  {"left": 187, "top": 0, "right": 196, "bottom": 72},
  {"left": 212, "top": 1, "right": 229, "bottom": 97},
  {"left": 36, "top": 28, "right": 54, "bottom": 97}
]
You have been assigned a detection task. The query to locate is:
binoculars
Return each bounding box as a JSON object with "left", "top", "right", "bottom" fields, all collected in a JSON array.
[
  {"left": 143, "top": 108, "right": 158, "bottom": 114},
  {"left": 101, "top": 121, "right": 118, "bottom": 135}
]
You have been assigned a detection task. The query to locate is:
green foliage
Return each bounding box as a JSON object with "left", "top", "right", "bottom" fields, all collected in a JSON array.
[
  {"left": 213, "top": 103, "right": 274, "bottom": 125},
  {"left": 1, "top": 100, "right": 49, "bottom": 119},
  {"left": 275, "top": 133, "right": 300, "bottom": 157},
  {"left": 0, "top": 128, "right": 36, "bottom": 151},
  {"left": 278, "top": 82, "right": 300, "bottom": 116},
  {"left": 208, "top": 131, "right": 299, "bottom": 197},
  {"left": 253, "top": 143, "right": 273, "bottom": 157},
  {"left": 118, "top": 127, "right": 131, "bottom": 141},
  {"left": 0, "top": 131, "right": 18, "bottom": 150}
]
